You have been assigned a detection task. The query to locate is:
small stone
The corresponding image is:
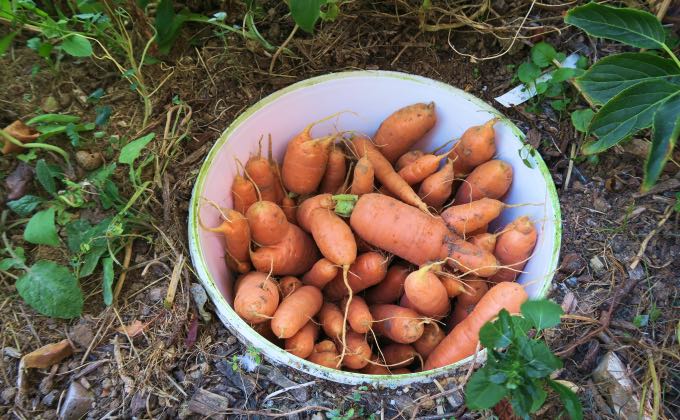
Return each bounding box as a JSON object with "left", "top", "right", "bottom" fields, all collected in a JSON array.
[
  {"left": 1, "top": 387, "right": 16, "bottom": 404},
  {"left": 75, "top": 151, "right": 103, "bottom": 171},
  {"left": 593, "top": 352, "right": 652, "bottom": 419},
  {"left": 58, "top": 92, "right": 72, "bottom": 108},
  {"left": 148, "top": 287, "right": 164, "bottom": 302},
  {"left": 40, "top": 96, "right": 60, "bottom": 113},
  {"left": 70, "top": 323, "right": 94, "bottom": 350},
  {"left": 42, "top": 390, "right": 59, "bottom": 407},
  {"left": 627, "top": 265, "right": 645, "bottom": 282},
  {"left": 593, "top": 196, "right": 611, "bottom": 213},
  {"left": 58, "top": 382, "right": 93, "bottom": 420},
  {"left": 589, "top": 256, "right": 606, "bottom": 275},
  {"left": 226, "top": 336, "right": 237, "bottom": 346},
  {"left": 565, "top": 277, "right": 578, "bottom": 287}
]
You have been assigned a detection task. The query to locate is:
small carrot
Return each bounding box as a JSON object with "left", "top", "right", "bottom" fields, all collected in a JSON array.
[
  {"left": 319, "top": 302, "right": 344, "bottom": 340},
  {"left": 281, "top": 118, "right": 335, "bottom": 194},
  {"left": 246, "top": 201, "right": 290, "bottom": 246},
  {"left": 404, "top": 265, "right": 450, "bottom": 319},
  {"left": 324, "top": 251, "right": 388, "bottom": 300},
  {"left": 200, "top": 207, "right": 251, "bottom": 273},
  {"left": 373, "top": 102, "right": 437, "bottom": 163},
  {"left": 490, "top": 216, "right": 537, "bottom": 283},
  {"left": 365, "top": 264, "right": 410, "bottom": 305},
  {"left": 395, "top": 150, "right": 424, "bottom": 171},
  {"left": 308, "top": 207, "right": 357, "bottom": 267},
  {"left": 342, "top": 295, "right": 373, "bottom": 334},
  {"left": 302, "top": 258, "right": 338, "bottom": 289},
  {"left": 413, "top": 322, "right": 445, "bottom": 359},
  {"left": 451, "top": 278, "right": 489, "bottom": 325},
  {"left": 271, "top": 285, "right": 323, "bottom": 339},
  {"left": 350, "top": 136, "right": 429, "bottom": 213},
  {"left": 445, "top": 237, "right": 499, "bottom": 278},
  {"left": 232, "top": 160, "right": 259, "bottom": 214},
  {"left": 234, "top": 272, "right": 279, "bottom": 324},
  {"left": 250, "top": 224, "right": 319, "bottom": 275},
  {"left": 382, "top": 343, "right": 419, "bottom": 368},
  {"left": 319, "top": 146, "right": 347, "bottom": 194},
  {"left": 285, "top": 321, "right": 318, "bottom": 358},
  {"left": 370, "top": 304, "right": 425, "bottom": 344},
  {"left": 418, "top": 158, "right": 454, "bottom": 210},
  {"left": 469, "top": 233, "right": 496, "bottom": 253},
  {"left": 439, "top": 274, "right": 465, "bottom": 298},
  {"left": 281, "top": 195, "right": 298, "bottom": 224},
  {"left": 267, "top": 135, "right": 286, "bottom": 203},
  {"left": 309, "top": 349, "right": 341, "bottom": 369},
  {"left": 454, "top": 159, "right": 513, "bottom": 204},
  {"left": 246, "top": 139, "right": 280, "bottom": 203},
  {"left": 398, "top": 153, "right": 446, "bottom": 185},
  {"left": 361, "top": 355, "right": 391, "bottom": 374},
  {"left": 279, "top": 276, "right": 303, "bottom": 298},
  {"left": 338, "top": 331, "right": 372, "bottom": 369},
  {"left": 448, "top": 118, "right": 498, "bottom": 174},
  {"left": 441, "top": 198, "right": 504, "bottom": 236},
  {"left": 350, "top": 155, "right": 374, "bottom": 195}
]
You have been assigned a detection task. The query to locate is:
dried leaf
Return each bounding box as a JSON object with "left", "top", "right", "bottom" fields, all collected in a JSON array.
[
  {"left": 2, "top": 120, "right": 39, "bottom": 154},
  {"left": 5, "top": 163, "right": 34, "bottom": 200},
  {"left": 116, "top": 320, "right": 147, "bottom": 338},
  {"left": 185, "top": 312, "right": 199, "bottom": 349},
  {"left": 22, "top": 339, "right": 73, "bottom": 369}
]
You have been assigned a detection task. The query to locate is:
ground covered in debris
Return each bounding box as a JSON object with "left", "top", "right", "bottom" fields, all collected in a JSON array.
[{"left": 1, "top": 1, "right": 678, "bottom": 419}]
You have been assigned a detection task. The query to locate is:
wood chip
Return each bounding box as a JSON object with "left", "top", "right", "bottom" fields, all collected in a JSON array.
[
  {"left": 187, "top": 388, "right": 230, "bottom": 419},
  {"left": 22, "top": 340, "right": 73, "bottom": 369}
]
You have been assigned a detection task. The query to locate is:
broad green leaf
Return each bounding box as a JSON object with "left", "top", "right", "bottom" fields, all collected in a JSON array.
[
  {"left": 644, "top": 94, "right": 680, "bottom": 190},
  {"left": 479, "top": 309, "right": 514, "bottom": 348},
  {"left": 154, "top": 0, "right": 187, "bottom": 54},
  {"left": 521, "top": 299, "right": 563, "bottom": 331},
  {"left": 521, "top": 340, "right": 563, "bottom": 378},
  {"left": 7, "top": 195, "right": 43, "bottom": 216},
  {"left": 464, "top": 368, "right": 508, "bottom": 409},
  {"left": 551, "top": 67, "right": 576, "bottom": 83},
  {"left": 511, "top": 316, "right": 533, "bottom": 336},
  {"left": 79, "top": 246, "right": 107, "bottom": 278},
  {"left": 0, "top": 248, "right": 25, "bottom": 271},
  {"left": 66, "top": 218, "right": 110, "bottom": 253},
  {"left": 36, "top": 159, "right": 56, "bottom": 194},
  {"left": 571, "top": 109, "right": 594, "bottom": 133},
  {"left": 0, "top": 31, "right": 18, "bottom": 55},
  {"left": 102, "top": 257, "right": 113, "bottom": 305},
  {"left": 16, "top": 260, "right": 83, "bottom": 318},
  {"left": 565, "top": 3, "right": 666, "bottom": 50},
  {"left": 290, "top": 0, "right": 326, "bottom": 33},
  {"left": 61, "top": 34, "right": 93, "bottom": 57},
  {"left": 548, "top": 379, "right": 584, "bottom": 420},
  {"left": 518, "top": 62, "right": 540, "bottom": 84},
  {"left": 584, "top": 80, "right": 680, "bottom": 154},
  {"left": 26, "top": 113, "right": 80, "bottom": 125},
  {"left": 531, "top": 42, "right": 556, "bottom": 68},
  {"left": 119, "top": 133, "right": 155, "bottom": 165},
  {"left": 24, "top": 208, "right": 60, "bottom": 246},
  {"left": 576, "top": 53, "right": 680, "bottom": 105},
  {"left": 550, "top": 99, "right": 570, "bottom": 111}
]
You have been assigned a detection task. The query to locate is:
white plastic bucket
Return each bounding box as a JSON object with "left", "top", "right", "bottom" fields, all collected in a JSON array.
[{"left": 188, "top": 71, "right": 561, "bottom": 386}]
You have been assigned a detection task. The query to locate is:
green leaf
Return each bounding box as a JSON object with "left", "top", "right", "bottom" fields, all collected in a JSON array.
[
  {"left": 564, "top": 3, "right": 666, "bottom": 50},
  {"left": 576, "top": 53, "right": 680, "bottom": 105},
  {"left": 518, "top": 62, "right": 540, "bottom": 84},
  {"left": 36, "top": 159, "right": 56, "bottom": 194},
  {"left": 633, "top": 314, "right": 649, "bottom": 328},
  {"left": 24, "top": 208, "right": 60, "bottom": 246},
  {"left": 61, "top": 34, "right": 93, "bottom": 57},
  {"left": 119, "top": 133, "right": 155, "bottom": 165},
  {"left": 154, "top": 0, "right": 187, "bottom": 54},
  {"left": 79, "top": 246, "right": 106, "bottom": 278},
  {"left": 551, "top": 67, "right": 576, "bottom": 83},
  {"left": 531, "top": 42, "right": 556, "bottom": 68},
  {"left": 521, "top": 299, "right": 563, "bottom": 331},
  {"left": 643, "top": 93, "right": 680, "bottom": 190},
  {"left": 27, "top": 113, "right": 80, "bottom": 125},
  {"left": 535, "top": 82, "right": 548, "bottom": 95},
  {"left": 102, "top": 257, "right": 113, "bottom": 305},
  {"left": 66, "top": 218, "right": 110, "bottom": 253},
  {"left": 511, "top": 316, "right": 533, "bottom": 336},
  {"left": 0, "top": 248, "right": 25, "bottom": 271},
  {"left": 545, "top": 81, "right": 565, "bottom": 97},
  {"left": 479, "top": 309, "right": 514, "bottom": 348},
  {"left": 584, "top": 80, "right": 680, "bottom": 154},
  {"left": 520, "top": 340, "right": 563, "bottom": 378},
  {"left": 550, "top": 98, "right": 570, "bottom": 111},
  {"left": 465, "top": 367, "right": 508, "bottom": 409},
  {"left": 0, "top": 30, "right": 18, "bottom": 55},
  {"left": 65, "top": 123, "right": 79, "bottom": 146},
  {"left": 7, "top": 195, "right": 44, "bottom": 216},
  {"left": 95, "top": 105, "right": 112, "bottom": 126},
  {"left": 548, "top": 380, "right": 584, "bottom": 420},
  {"left": 290, "top": 0, "right": 326, "bottom": 33},
  {"left": 571, "top": 109, "right": 595, "bottom": 133},
  {"left": 16, "top": 260, "right": 83, "bottom": 318}
]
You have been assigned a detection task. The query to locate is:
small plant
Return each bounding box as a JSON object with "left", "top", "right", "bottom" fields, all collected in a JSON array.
[
  {"left": 565, "top": 2, "right": 680, "bottom": 190},
  {"left": 465, "top": 299, "right": 582, "bottom": 420},
  {"left": 288, "top": 0, "right": 341, "bottom": 33}
]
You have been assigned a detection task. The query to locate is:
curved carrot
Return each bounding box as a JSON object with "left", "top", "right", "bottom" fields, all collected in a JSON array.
[
  {"left": 441, "top": 198, "right": 504, "bottom": 236},
  {"left": 271, "top": 285, "right": 323, "bottom": 339},
  {"left": 404, "top": 265, "right": 450, "bottom": 319},
  {"left": 370, "top": 304, "right": 424, "bottom": 344},
  {"left": 398, "top": 153, "right": 446, "bottom": 185},
  {"left": 339, "top": 331, "right": 372, "bottom": 369},
  {"left": 343, "top": 295, "right": 373, "bottom": 334},
  {"left": 373, "top": 102, "right": 437, "bottom": 163},
  {"left": 490, "top": 216, "right": 537, "bottom": 283},
  {"left": 439, "top": 274, "right": 465, "bottom": 298},
  {"left": 281, "top": 119, "right": 334, "bottom": 194},
  {"left": 250, "top": 224, "right": 319, "bottom": 275},
  {"left": 365, "top": 264, "right": 410, "bottom": 305},
  {"left": 395, "top": 150, "right": 424, "bottom": 171},
  {"left": 448, "top": 118, "right": 498, "bottom": 174},
  {"left": 302, "top": 258, "right": 338, "bottom": 289},
  {"left": 324, "top": 251, "right": 388, "bottom": 300},
  {"left": 232, "top": 174, "right": 258, "bottom": 215},
  {"left": 350, "top": 136, "right": 429, "bottom": 213},
  {"left": 246, "top": 141, "right": 280, "bottom": 203},
  {"left": 418, "top": 158, "right": 454, "bottom": 210},
  {"left": 469, "top": 233, "right": 497, "bottom": 253},
  {"left": 234, "top": 272, "right": 279, "bottom": 324},
  {"left": 297, "top": 194, "right": 333, "bottom": 232},
  {"left": 200, "top": 208, "right": 251, "bottom": 273},
  {"left": 319, "top": 302, "right": 344, "bottom": 340},
  {"left": 350, "top": 155, "right": 374, "bottom": 196},
  {"left": 285, "top": 321, "right": 318, "bottom": 358},
  {"left": 309, "top": 207, "right": 357, "bottom": 266},
  {"left": 320, "top": 146, "right": 347, "bottom": 194},
  {"left": 382, "top": 343, "right": 418, "bottom": 368},
  {"left": 425, "top": 282, "right": 527, "bottom": 370},
  {"left": 413, "top": 322, "right": 445, "bottom": 359},
  {"left": 454, "top": 159, "right": 513, "bottom": 204},
  {"left": 246, "top": 201, "right": 289, "bottom": 246}
]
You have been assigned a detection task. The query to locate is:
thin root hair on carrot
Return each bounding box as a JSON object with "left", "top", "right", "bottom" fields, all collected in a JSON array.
[{"left": 338, "top": 264, "right": 352, "bottom": 367}]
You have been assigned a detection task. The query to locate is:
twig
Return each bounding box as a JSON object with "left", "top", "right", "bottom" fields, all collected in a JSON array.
[
  {"left": 164, "top": 254, "right": 185, "bottom": 309},
  {"left": 432, "top": 379, "right": 459, "bottom": 411},
  {"left": 263, "top": 380, "right": 316, "bottom": 402},
  {"left": 269, "top": 24, "right": 298, "bottom": 73},
  {"left": 563, "top": 142, "right": 576, "bottom": 191},
  {"left": 647, "top": 353, "right": 661, "bottom": 419},
  {"left": 113, "top": 238, "right": 134, "bottom": 302},
  {"left": 629, "top": 204, "right": 673, "bottom": 270}
]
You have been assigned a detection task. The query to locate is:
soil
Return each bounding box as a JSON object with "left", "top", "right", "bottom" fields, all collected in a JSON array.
[{"left": 1, "top": 1, "right": 679, "bottom": 419}]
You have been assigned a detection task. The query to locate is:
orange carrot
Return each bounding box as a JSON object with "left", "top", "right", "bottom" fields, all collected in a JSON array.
[
  {"left": 418, "top": 158, "right": 454, "bottom": 210},
  {"left": 382, "top": 343, "right": 418, "bottom": 368},
  {"left": 413, "top": 322, "right": 445, "bottom": 359},
  {"left": 281, "top": 120, "right": 334, "bottom": 194},
  {"left": 392, "top": 368, "right": 411, "bottom": 374},
  {"left": 373, "top": 102, "right": 437, "bottom": 163},
  {"left": 251, "top": 320, "right": 281, "bottom": 345},
  {"left": 455, "top": 159, "right": 513, "bottom": 204},
  {"left": 271, "top": 285, "right": 323, "bottom": 339},
  {"left": 309, "top": 208, "right": 357, "bottom": 266},
  {"left": 490, "top": 216, "right": 537, "bottom": 283},
  {"left": 444, "top": 238, "right": 499, "bottom": 277},
  {"left": 350, "top": 155, "right": 375, "bottom": 195},
  {"left": 250, "top": 224, "right": 319, "bottom": 275},
  {"left": 234, "top": 272, "right": 279, "bottom": 324},
  {"left": 324, "top": 251, "right": 388, "bottom": 300},
  {"left": 451, "top": 278, "right": 489, "bottom": 325},
  {"left": 297, "top": 194, "right": 334, "bottom": 232},
  {"left": 267, "top": 135, "right": 286, "bottom": 204},
  {"left": 439, "top": 274, "right": 465, "bottom": 298},
  {"left": 365, "top": 264, "right": 410, "bottom": 305},
  {"left": 399, "top": 292, "right": 418, "bottom": 312},
  {"left": 246, "top": 142, "right": 280, "bottom": 203},
  {"left": 395, "top": 150, "right": 424, "bottom": 171},
  {"left": 361, "top": 355, "right": 391, "bottom": 375},
  {"left": 469, "top": 233, "right": 496, "bottom": 253},
  {"left": 350, "top": 136, "right": 428, "bottom": 212},
  {"left": 302, "top": 258, "right": 338, "bottom": 289},
  {"left": 404, "top": 265, "right": 450, "bottom": 319},
  {"left": 370, "top": 304, "right": 424, "bottom": 344},
  {"left": 425, "top": 282, "right": 528, "bottom": 370},
  {"left": 398, "top": 154, "right": 446, "bottom": 185},
  {"left": 279, "top": 276, "right": 303, "bottom": 298},
  {"left": 315, "top": 340, "right": 337, "bottom": 353},
  {"left": 342, "top": 295, "right": 373, "bottom": 334},
  {"left": 309, "top": 342, "right": 340, "bottom": 369},
  {"left": 448, "top": 118, "right": 498, "bottom": 174},
  {"left": 285, "top": 321, "right": 319, "bottom": 358},
  {"left": 281, "top": 195, "right": 297, "bottom": 225},
  {"left": 320, "top": 146, "right": 347, "bottom": 194},
  {"left": 232, "top": 173, "right": 259, "bottom": 215},
  {"left": 339, "top": 331, "right": 372, "bottom": 369},
  {"left": 319, "top": 302, "right": 344, "bottom": 340},
  {"left": 201, "top": 208, "right": 251, "bottom": 273},
  {"left": 441, "top": 198, "right": 504, "bottom": 236},
  {"left": 246, "top": 201, "right": 290, "bottom": 246}
]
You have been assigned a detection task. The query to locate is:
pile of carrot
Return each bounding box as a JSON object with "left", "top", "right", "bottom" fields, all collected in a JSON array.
[{"left": 205, "top": 102, "right": 539, "bottom": 374}]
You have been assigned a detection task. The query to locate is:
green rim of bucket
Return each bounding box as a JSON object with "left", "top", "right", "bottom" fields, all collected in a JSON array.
[{"left": 188, "top": 70, "right": 562, "bottom": 386}]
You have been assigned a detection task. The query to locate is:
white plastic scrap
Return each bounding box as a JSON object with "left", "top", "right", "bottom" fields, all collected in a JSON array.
[{"left": 494, "top": 53, "right": 581, "bottom": 108}]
